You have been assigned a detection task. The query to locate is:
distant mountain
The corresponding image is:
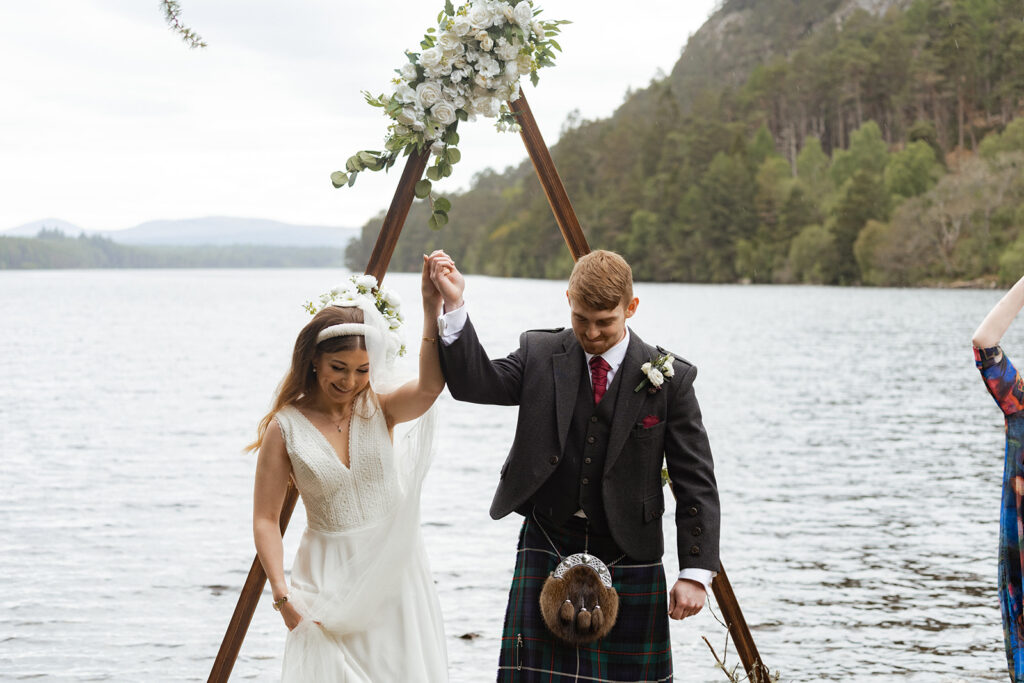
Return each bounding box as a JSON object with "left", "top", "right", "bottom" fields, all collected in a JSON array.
[
  {"left": 6, "top": 218, "right": 95, "bottom": 237},
  {"left": 4, "top": 216, "right": 358, "bottom": 248}
]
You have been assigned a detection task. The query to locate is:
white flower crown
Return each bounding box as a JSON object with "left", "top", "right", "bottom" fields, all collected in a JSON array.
[{"left": 304, "top": 274, "right": 407, "bottom": 357}]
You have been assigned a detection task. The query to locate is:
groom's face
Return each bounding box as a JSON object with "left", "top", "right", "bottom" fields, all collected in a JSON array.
[{"left": 567, "top": 296, "right": 639, "bottom": 356}]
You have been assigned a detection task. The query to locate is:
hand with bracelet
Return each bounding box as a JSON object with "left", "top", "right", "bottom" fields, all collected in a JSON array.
[{"left": 271, "top": 590, "right": 306, "bottom": 631}]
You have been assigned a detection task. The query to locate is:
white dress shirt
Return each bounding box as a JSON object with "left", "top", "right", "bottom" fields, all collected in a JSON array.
[{"left": 438, "top": 303, "right": 714, "bottom": 591}]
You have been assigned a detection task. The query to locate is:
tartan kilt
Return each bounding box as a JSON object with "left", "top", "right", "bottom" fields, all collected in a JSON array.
[{"left": 497, "top": 514, "right": 673, "bottom": 682}]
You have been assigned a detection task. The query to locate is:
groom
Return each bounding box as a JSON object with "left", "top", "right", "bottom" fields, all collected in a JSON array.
[{"left": 428, "top": 249, "right": 719, "bottom": 682}]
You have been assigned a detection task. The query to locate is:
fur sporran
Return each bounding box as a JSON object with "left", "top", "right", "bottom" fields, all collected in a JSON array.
[{"left": 539, "top": 553, "right": 619, "bottom": 645}]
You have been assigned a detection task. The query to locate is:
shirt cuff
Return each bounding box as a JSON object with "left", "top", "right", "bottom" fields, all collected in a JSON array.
[
  {"left": 437, "top": 303, "right": 468, "bottom": 345},
  {"left": 677, "top": 568, "right": 716, "bottom": 591}
]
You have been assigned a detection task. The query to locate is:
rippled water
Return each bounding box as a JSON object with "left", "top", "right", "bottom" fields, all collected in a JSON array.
[{"left": 0, "top": 269, "right": 1013, "bottom": 682}]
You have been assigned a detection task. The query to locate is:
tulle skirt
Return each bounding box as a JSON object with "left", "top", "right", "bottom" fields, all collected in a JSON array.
[{"left": 281, "top": 524, "right": 448, "bottom": 682}]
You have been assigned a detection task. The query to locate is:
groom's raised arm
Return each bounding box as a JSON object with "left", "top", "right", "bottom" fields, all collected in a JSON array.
[{"left": 437, "top": 307, "right": 524, "bottom": 406}]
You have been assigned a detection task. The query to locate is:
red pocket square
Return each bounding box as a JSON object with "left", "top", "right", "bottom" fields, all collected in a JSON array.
[{"left": 641, "top": 415, "right": 661, "bottom": 428}]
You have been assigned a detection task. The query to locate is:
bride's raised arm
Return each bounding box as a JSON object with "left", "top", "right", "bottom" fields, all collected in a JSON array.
[
  {"left": 380, "top": 253, "right": 449, "bottom": 426},
  {"left": 974, "top": 275, "right": 1024, "bottom": 349}
]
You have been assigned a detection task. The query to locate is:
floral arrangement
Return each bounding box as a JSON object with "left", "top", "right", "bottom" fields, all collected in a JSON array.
[
  {"left": 331, "top": 0, "right": 568, "bottom": 229},
  {"left": 635, "top": 354, "right": 675, "bottom": 394},
  {"left": 304, "top": 274, "right": 407, "bottom": 357}
]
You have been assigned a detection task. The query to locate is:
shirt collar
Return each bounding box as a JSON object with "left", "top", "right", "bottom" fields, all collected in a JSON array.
[{"left": 583, "top": 327, "right": 630, "bottom": 373}]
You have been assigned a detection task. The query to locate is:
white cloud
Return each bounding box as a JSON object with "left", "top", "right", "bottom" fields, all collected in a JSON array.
[{"left": 0, "top": 0, "right": 717, "bottom": 232}]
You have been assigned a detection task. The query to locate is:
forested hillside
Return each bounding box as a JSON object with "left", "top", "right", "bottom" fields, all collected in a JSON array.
[{"left": 346, "top": 0, "right": 1024, "bottom": 286}]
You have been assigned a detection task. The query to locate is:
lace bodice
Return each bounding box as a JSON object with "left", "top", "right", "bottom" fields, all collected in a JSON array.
[{"left": 275, "top": 400, "right": 398, "bottom": 532}]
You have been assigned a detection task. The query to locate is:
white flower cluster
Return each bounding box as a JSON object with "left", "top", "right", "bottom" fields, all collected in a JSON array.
[
  {"left": 639, "top": 354, "right": 675, "bottom": 391},
  {"left": 390, "top": 0, "right": 546, "bottom": 149},
  {"left": 304, "top": 274, "right": 407, "bottom": 356}
]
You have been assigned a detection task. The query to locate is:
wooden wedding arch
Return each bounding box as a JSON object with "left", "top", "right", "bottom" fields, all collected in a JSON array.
[{"left": 208, "top": 93, "right": 771, "bottom": 683}]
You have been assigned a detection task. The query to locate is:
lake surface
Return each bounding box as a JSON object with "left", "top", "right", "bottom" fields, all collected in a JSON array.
[{"left": 0, "top": 269, "right": 1014, "bottom": 682}]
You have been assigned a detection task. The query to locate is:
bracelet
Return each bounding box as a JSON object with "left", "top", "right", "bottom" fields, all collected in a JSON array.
[
  {"left": 422, "top": 337, "right": 437, "bottom": 343},
  {"left": 272, "top": 593, "right": 290, "bottom": 611}
]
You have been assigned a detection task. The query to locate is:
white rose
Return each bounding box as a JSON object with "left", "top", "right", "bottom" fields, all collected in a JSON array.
[
  {"left": 439, "top": 31, "right": 459, "bottom": 52},
  {"left": 503, "top": 61, "right": 519, "bottom": 81},
  {"left": 495, "top": 41, "right": 518, "bottom": 61},
  {"left": 380, "top": 287, "right": 402, "bottom": 308},
  {"left": 513, "top": 1, "right": 533, "bottom": 30},
  {"left": 531, "top": 21, "right": 545, "bottom": 40},
  {"left": 477, "top": 31, "right": 494, "bottom": 52},
  {"left": 355, "top": 274, "right": 378, "bottom": 290},
  {"left": 396, "top": 107, "right": 417, "bottom": 125},
  {"left": 420, "top": 46, "right": 442, "bottom": 70},
  {"left": 400, "top": 63, "right": 418, "bottom": 80},
  {"left": 431, "top": 140, "right": 445, "bottom": 155},
  {"left": 465, "top": 48, "right": 480, "bottom": 63},
  {"left": 416, "top": 81, "right": 443, "bottom": 109},
  {"left": 499, "top": 2, "right": 514, "bottom": 21},
  {"left": 394, "top": 82, "right": 416, "bottom": 104},
  {"left": 432, "top": 100, "right": 457, "bottom": 126},
  {"left": 641, "top": 361, "right": 652, "bottom": 374},
  {"left": 662, "top": 363, "right": 675, "bottom": 378},
  {"left": 647, "top": 368, "right": 665, "bottom": 387},
  {"left": 468, "top": 4, "right": 494, "bottom": 29},
  {"left": 452, "top": 16, "right": 473, "bottom": 36},
  {"left": 450, "top": 69, "right": 465, "bottom": 83}
]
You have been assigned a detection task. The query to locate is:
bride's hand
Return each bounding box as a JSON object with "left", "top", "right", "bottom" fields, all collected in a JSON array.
[
  {"left": 421, "top": 254, "right": 443, "bottom": 314},
  {"left": 427, "top": 250, "right": 465, "bottom": 310},
  {"left": 279, "top": 600, "right": 304, "bottom": 631}
]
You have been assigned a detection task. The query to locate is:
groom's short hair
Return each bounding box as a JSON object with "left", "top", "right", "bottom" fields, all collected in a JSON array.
[{"left": 567, "top": 250, "right": 634, "bottom": 311}]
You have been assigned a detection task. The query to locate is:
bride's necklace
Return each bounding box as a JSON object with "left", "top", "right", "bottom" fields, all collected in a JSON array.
[{"left": 326, "top": 410, "right": 349, "bottom": 433}]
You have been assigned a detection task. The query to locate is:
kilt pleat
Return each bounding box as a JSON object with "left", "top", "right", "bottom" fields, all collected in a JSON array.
[{"left": 496, "top": 515, "right": 673, "bottom": 682}]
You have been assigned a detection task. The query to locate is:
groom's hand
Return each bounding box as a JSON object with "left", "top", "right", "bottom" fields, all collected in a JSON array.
[
  {"left": 427, "top": 250, "right": 465, "bottom": 311},
  {"left": 668, "top": 579, "right": 706, "bottom": 620}
]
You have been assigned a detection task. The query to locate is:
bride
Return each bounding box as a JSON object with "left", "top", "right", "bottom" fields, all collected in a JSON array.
[{"left": 248, "top": 255, "right": 452, "bottom": 681}]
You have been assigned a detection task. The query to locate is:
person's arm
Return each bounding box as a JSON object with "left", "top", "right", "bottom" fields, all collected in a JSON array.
[
  {"left": 663, "top": 362, "right": 720, "bottom": 620},
  {"left": 380, "top": 255, "right": 446, "bottom": 426},
  {"left": 252, "top": 421, "right": 303, "bottom": 630},
  {"left": 973, "top": 275, "right": 1024, "bottom": 348},
  {"left": 428, "top": 251, "right": 525, "bottom": 406}
]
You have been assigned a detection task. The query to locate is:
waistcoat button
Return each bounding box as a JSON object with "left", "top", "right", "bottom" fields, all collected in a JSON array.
[
  {"left": 590, "top": 416, "right": 598, "bottom": 423},
  {"left": 549, "top": 456, "right": 559, "bottom": 465},
  {"left": 587, "top": 436, "right": 596, "bottom": 444},
  {"left": 582, "top": 477, "right": 590, "bottom": 485}
]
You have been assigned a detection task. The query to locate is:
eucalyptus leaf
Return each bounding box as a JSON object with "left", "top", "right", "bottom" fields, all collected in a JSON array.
[
  {"left": 444, "top": 0, "right": 454, "bottom": 16},
  {"left": 432, "top": 211, "right": 449, "bottom": 227},
  {"left": 426, "top": 166, "right": 442, "bottom": 181},
  {"left": 358, "top": 151, "right": 377, "bottom": 166},
  {"left": 434, "top": 197, "right": 452, "bottom": 212},
  {"left": 444, "top": 130, "right": 460, "bottom": 145},
  {"left": 446, "top": 148, "right": 462, "bottom": 164},
  {"left": 456, "top": 109, "right": 468, "bottom": 122},
  {"left": 330, "top": 171, "right": 349, "bottom": 188},
  {"left": 530, "top": 71, "right": 540, "bottom": 87},
  {"left": 428, "top": 214, "right": 439, "bottom": 230},
  {"left": 414, "top": 179, "right": 432, "bottom": 198},
  {"left": 347, "top": 172, "right": 358, "bottom": 188},
  {"left": 346, "top": 156, "right": 363, "bottom": 173}
]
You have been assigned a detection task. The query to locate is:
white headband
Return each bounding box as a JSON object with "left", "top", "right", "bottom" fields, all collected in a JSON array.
[{"left": 316, "top": 323, "right": 381, "bottom": 345}]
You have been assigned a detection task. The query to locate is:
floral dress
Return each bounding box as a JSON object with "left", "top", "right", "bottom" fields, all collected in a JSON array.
[{"left": 976, "top": 345, "right": 1024, "bottom": 682}]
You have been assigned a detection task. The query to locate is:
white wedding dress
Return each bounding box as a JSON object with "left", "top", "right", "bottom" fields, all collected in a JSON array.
[{"left": 274, "top": 399, "right": 447, "bottom": 682}]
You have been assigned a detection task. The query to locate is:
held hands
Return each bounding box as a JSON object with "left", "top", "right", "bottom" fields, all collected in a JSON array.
[
  {"left": 426, "top": 250, "right": 465, "bottom": 311},
  {"left": 668, "top": 579, "right": 707, "bottom": 620}
]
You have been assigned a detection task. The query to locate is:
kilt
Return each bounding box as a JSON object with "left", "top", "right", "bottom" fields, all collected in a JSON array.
[{"left": 497, "top": 513, "right": 673, "bottom": 682}]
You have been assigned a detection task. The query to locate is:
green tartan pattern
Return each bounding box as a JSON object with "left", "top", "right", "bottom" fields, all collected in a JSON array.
[{"left": 497, "top": 515, "right": 673, "bottom": 682}]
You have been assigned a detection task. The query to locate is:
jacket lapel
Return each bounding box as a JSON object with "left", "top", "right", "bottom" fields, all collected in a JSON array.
[
  {"left": 552, "top": 333, "right": 583, "bottom": 454},
  {"left": 604, "top": 329, "right": 651, "bottom": 474}
]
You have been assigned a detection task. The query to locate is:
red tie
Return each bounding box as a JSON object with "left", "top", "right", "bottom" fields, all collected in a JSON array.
[{"left": 589, "top": 356, "right": 611, "bottom": 404}]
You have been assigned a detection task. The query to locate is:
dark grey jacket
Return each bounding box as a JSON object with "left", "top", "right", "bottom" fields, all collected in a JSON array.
[{"left": 439, "top": 317, "right": 720, "bottom": 570}]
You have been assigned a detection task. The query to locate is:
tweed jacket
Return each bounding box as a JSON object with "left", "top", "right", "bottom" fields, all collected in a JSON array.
[{"left": 439, "top": 317, "right": 720, "bottom": 571}]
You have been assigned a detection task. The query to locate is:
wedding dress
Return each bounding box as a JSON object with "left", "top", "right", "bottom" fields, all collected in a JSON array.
[{"left": 275, "top": 399, "right": 447, "bottom": 682}]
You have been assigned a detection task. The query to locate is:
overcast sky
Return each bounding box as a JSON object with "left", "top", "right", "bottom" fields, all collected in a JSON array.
[{"left": 0, "top": 0, "right": 718, "bottom": 232}]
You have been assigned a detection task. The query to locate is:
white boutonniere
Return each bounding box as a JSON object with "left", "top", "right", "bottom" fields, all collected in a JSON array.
[{"left": 634, "top": 353, "right": 675, "bottom": 394}]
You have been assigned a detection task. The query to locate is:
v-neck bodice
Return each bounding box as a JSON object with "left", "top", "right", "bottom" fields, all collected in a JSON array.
[{"left": 275, "top": 399, "right": 397, "bottom": 532}]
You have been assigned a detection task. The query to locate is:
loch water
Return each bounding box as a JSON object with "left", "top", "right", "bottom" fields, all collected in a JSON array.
[{"left": 0, "top": 269, "right": 1012, "bottom": 682}]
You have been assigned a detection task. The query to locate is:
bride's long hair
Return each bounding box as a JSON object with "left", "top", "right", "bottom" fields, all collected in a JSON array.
[{"left": 246, "top": 306, "right": 378, "bottom": 453}]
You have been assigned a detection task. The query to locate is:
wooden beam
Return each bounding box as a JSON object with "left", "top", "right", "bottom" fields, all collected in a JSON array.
[
  {"left": 510, "top": 94, "right": 590, "bottom": 261},
  {"left": 712, "top": 565, "right": 771, "bottom": 682},
  {"left": 207, "top": 148, "right": 430, "bottom": 682}
]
